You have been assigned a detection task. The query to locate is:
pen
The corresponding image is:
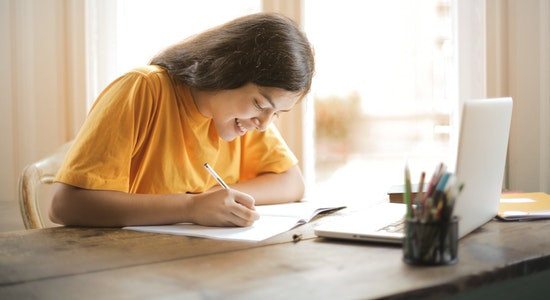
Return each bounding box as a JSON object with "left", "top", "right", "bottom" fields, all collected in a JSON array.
[
  {"left": 433, "top": 172, "right": 451, "bottom": 205},
  {"left": 423, "top": 162, "right": 445, "bottom": 201},
  {"left": 204, "top": 162, "right": 229, "bottom": 189},
  {"left": 415, "top": 171, "right": 426, "bottom": 218},
  {"left": 404, "top": 163, "right": 412, "bottom": 219}
]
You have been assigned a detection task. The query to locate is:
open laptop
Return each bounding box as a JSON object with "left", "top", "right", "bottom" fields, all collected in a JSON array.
[{"left": 314, "top": 97, "right": 514, "bottom": 243}]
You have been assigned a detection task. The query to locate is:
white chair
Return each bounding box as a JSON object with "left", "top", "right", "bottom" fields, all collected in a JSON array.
[{"left": 18, "top": 141, "right": 72, "bottom": 229}]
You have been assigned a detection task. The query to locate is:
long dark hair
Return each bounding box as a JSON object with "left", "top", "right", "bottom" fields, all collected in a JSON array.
[{"left": 150, "top": 12, "right": 315, "bottom": 95}]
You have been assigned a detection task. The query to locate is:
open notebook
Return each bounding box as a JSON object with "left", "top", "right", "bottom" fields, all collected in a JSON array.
[
  {"left": 314, "top": 97, "right": 514, "bottom": 244},
  {"left": 125, "top": 201, "right": 344, "bottom": 242}
]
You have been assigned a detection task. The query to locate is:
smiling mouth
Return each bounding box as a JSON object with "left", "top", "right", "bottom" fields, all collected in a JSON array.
[{"left": 235, "top": 118, "right": 247, "bottom": 134}]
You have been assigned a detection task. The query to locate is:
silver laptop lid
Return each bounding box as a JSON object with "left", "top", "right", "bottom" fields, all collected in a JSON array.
[{"left": 453, "top": 97, "right": 513, "bottom": 237}]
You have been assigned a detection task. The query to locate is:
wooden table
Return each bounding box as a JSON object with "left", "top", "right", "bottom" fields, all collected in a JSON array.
[{"left": 1, "top": 217, "right": 550, "bottom": 299}]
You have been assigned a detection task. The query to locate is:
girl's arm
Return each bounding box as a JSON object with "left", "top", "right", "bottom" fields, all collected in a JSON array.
[
  {"left": 49, "top": 183, "right": 259, "bottom": 227},
  {"left": 50, "top": 165, "right": 303, "bottom": 227},
  {"left": 229, "top": 165, "right": 305, "bottom": 205}
]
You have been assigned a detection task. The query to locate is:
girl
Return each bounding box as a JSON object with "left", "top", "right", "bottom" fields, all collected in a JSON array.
[{"left": 50, "top": 12, "right": 315, "bottom": 227}]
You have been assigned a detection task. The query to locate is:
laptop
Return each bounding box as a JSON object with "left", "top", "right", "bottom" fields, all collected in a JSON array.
[{"left": 314, "top": 97, "right": 514, "bottom": 243}]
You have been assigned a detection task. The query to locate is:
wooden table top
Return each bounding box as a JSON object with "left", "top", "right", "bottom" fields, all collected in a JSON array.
[{"left": 1, "top": 217, "right": 550, "bottom": 299}]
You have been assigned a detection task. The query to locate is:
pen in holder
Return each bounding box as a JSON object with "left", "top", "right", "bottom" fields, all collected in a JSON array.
[
  {"left": 402, "top": 162, "right": 463, "bottom": 266},
  {"left": 403, "top": 216, "right": 459, "bottom": 265}
]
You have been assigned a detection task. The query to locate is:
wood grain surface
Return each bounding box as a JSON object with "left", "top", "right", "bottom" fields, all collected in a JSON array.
[{"left": 1, "top": 219, "right": 549, "bottom": 299}]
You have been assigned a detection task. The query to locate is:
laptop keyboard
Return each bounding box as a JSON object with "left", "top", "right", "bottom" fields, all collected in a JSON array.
[{"left": 377, "top": 218, "right": 405, "bottom": 234}]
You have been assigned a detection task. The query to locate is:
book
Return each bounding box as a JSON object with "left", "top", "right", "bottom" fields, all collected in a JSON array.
[
  {"left": 387, "top": 183, "right": 430, "bottom": 203},
  {"left": 124, "top": 201, "right": 345, "bottom": 242},
  {"left": 497, "top": 192, "right": 550, "bottom": 221}
]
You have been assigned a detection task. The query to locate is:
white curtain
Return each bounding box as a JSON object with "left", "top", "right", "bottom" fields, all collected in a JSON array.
[{"left": 0, "top": 0, "right": 87, "bottom": 204}]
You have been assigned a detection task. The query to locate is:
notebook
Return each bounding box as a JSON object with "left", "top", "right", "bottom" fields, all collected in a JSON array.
[
  {"left": 497, "top": 192, "right": 550, "bottom": 221},
  {"left": 314, "top": 97, "right": 514, "bottom": 244}
]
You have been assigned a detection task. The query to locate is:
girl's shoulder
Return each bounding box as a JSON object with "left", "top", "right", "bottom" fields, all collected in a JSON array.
[
  {"left": 115, "top": 65, "right": 174, "bottom": 92},
  {"left": 126, "top": 65, "right": 170, "bottom": 81}
]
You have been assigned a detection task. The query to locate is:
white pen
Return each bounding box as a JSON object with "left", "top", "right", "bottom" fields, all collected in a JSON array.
[{"left": 204, "top": 162, "right": 229, "bottom": 189}]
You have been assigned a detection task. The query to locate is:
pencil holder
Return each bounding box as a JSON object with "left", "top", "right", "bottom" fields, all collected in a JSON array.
[{"left": 403, "top": 216, "right": 459, "bottom": 266}]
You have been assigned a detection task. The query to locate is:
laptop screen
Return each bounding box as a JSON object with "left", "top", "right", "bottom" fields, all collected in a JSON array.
[{"left": 453, "top": 97, "right": 513, "bottom": 237}]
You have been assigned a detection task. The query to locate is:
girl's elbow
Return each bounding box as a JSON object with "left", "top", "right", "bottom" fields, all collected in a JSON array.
[
  {"left": 48, "top": 208, "right": 63, "bottom": 225},
  {"left": 286, "top": 166, "right": 305, "bottom": 201},
  {"left": 49, "top": 193, "right": 66, "bottom": 225},
  {"left": 49, "top": 183, "right": 73, "bottom": 225},
  {"left": 294, "top": 179, "right": 305, "bottom": 200}
]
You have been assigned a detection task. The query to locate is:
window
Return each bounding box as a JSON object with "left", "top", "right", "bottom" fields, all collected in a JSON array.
[
  {"left": 304, "top": 0, "right": 455, "bottom": 204},
  {"left": 87, "top": 1, "right": 468, "bottom": 203}
]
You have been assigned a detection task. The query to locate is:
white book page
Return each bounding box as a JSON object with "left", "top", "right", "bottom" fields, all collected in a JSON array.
[
  {"left": 126, "top": 215, "right": 302, "bottom": 242},
  {"left": 124, "top": 202, "right": 344, "bottom": 242}
]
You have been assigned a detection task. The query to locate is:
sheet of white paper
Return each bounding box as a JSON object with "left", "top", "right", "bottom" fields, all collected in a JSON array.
[
  {"left": 124, "top": 201, "right": 345, "bottom": 242},
  {"left": 254, "top": 201, "right": 338, "bottom": 221},
  {"left": 500, "top": 210, "right": 550, "bottom": 220},
  {"left": 126, "top": 215, "right": 303, "bottom": 242},
  {"left": 500, "top": 198, "right": 536, "bottom": 203}
]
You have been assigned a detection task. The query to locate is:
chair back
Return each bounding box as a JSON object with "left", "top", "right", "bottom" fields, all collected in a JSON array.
[{"left": 18, "top": 141, "right": 72, "bottom": 229}]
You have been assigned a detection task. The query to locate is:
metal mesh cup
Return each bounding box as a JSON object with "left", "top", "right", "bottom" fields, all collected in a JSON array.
[{"left": 403, "top": 216, "right": 459, "bottom": 265}]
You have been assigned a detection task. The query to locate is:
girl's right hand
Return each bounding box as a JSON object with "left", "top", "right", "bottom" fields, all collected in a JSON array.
[{"left": 187, "top": 188, "right": 260, "bottom": 227}]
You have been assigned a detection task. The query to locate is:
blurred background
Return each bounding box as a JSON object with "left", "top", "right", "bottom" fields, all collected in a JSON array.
[{"left": 1, "top": 0, "right": 549, "bottom": 230}]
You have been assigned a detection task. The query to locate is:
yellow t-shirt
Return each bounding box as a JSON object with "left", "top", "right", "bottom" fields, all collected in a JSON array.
[{"left": 56, "top": 65, "right": 298, "bottom": 194}]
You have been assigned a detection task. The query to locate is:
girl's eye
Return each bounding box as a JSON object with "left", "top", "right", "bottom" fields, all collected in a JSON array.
[{"left": 254, "top": 100, "right": 264, "bottom": 111}]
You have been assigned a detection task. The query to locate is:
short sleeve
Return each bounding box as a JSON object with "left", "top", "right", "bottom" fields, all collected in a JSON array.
[
  {"left": 55, "top": 70, "right": 158, "bottom": 192},
  {"left": 239, "top": 124, "right": 298, "bottom": 182}
]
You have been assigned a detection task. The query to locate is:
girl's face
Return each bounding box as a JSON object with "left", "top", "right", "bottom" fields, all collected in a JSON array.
[{"left": 197, "top": 83, "right": 302, "bottom": 141}]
